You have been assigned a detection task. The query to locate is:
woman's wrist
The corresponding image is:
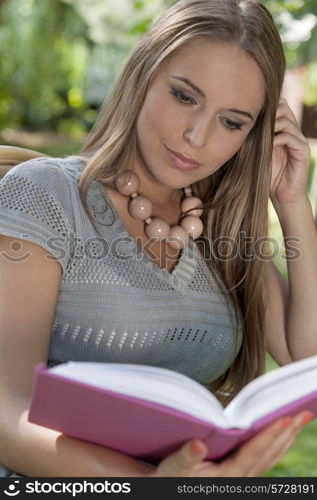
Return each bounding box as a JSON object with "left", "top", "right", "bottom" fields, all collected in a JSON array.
[{"left": 271, "top": 193, "right": 312, "bottom": 226}]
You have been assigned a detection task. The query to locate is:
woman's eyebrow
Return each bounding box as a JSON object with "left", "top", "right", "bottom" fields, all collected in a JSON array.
[
  {"left": 171, "top": 75, "right": 206, "bottom": 97},
  {"left": 228, "top": 109, "right": 254, "bottom": 121},
  {"left": 171, "top": 75, "right": 254, "bottom": 121}
]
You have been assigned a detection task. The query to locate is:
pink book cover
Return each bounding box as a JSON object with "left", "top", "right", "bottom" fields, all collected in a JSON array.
[{"left": 28, "top": 363, "right": 317, "bottom": 465}]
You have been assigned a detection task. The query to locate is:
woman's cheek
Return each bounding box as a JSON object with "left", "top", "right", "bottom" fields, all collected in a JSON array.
[{"left": 143, "top": 97, "right": 174, "bottom": 137}]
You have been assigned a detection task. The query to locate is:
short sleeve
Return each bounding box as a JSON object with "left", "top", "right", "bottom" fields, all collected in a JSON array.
[{"left": 0, "top": 157, "right": 74, "bottom": 274}]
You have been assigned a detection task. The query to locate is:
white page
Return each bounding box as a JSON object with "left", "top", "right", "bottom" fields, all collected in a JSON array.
[
  {"left": 224, "top": 355, "right": 317, "bottom": 428},
  {"left": 50, "top": 362, "right": 229, "bottom": 427}
]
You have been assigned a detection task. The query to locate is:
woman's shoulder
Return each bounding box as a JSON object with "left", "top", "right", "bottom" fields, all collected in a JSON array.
[
  {"left": 0, "top": 155, "right": 87, "bottom": 273},
  {"left": 0, "top": 155, "right": 87, "bottom": 238},
  {"left": 2, "top": 154, "right": 86, "bottom": 187}
]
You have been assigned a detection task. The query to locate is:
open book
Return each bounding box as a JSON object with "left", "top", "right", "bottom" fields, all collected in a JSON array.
[{"left": 28, "top": 356, "right": 317, "bottom": 464}]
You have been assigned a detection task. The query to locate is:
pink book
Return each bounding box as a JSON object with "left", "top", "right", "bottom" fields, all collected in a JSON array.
[{"left": 28, "top": 357, "right": 317, "bottom": 465}]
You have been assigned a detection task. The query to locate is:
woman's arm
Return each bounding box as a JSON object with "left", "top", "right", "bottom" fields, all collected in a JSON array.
[
  {"left": 264, "top": 200, "right": 317, "bottom": 364},
  {"left": 264, "top": 98, "right": 317, "bottom": 363},
  {"left": 0, "top": 394, "right": 155, "bottom": 477},
  {"left": 0, "top": 235, "right": 154, "bottom": 477},
  {"left": 272, "top": 196, "right": 317, "bottom": 360}
]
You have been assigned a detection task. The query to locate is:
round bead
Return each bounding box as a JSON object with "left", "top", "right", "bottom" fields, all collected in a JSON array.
[
  {"left": 166, "top": 225, "right": 188, "bottom": 250},
  {"left": 115, "top": 171, "right": 139, "bottom": 196},
  {"left": 145, "top": 217, "right": 170, "bottom": 240},
  {"left": 184, "top": 187, "right": 192, "bottom": 196},
  {"left": 180, "top": 215, "right": 204, "bottom": 239},
  {"left": 128, "top": 195, "right": 153, "bottom": 220},
  {"left": 181, "top": 196, "right": 204, "bottom": 217}
]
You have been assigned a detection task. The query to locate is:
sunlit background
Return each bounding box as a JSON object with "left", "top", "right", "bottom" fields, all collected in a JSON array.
[{"left": 0, "top": 0, "right": 316, "bottom": 477}]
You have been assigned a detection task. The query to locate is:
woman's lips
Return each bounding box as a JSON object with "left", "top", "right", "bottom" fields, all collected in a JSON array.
[{"left": 164, "top": 146, "right": 202, "bottom": 171}]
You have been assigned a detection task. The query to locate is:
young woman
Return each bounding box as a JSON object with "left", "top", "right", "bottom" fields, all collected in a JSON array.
[{"left": 0, "top": 0, "right": 316, "bottom": 477}]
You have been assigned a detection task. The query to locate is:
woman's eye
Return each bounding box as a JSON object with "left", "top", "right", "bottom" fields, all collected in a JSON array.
[
  {"left": 221, "top": 118, "right": 243, "bottom": 131},
  {"left": 170, "top": 88, "right": 196, "bottom": 105},
  {"left": 169, "top": 89, "right": 244, "bottom": 131}
]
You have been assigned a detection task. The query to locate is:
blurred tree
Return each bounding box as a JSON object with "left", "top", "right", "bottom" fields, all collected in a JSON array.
[
  {"left": 261, "top": 0, "right": 317, "bottom": 106},
  {"left": 0, "top": 0, "right": 316, "bottom": 136},
  {"left": 0, "top": 0, "right": 90, "bottom": 134}
]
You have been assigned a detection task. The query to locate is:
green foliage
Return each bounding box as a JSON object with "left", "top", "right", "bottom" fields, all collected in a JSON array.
[
  {"left": 261, "top": 0, "right": 317, "bottom": 79},
  {"left": 264, "top": 355, "right": 317, "bottom": 477},
  {"left": 304, "top": 62, "right": 317, "bottom": 106},
  {"left": 0, "top": 0, "right": 316, "bottom": 131},
  {"left": 0, "top": 0, "right": 89, "bottom": 134}
]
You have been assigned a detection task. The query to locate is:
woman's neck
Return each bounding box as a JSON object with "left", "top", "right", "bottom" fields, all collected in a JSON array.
[{"left": 126, "top": 152, "right": 183, "bottom": 207}]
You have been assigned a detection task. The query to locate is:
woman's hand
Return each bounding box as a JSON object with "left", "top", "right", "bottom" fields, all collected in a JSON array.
[
  {"left": 149, "top": 410, "right": 313, "bottom": 477},
  {"left": 270, "top": 98, "right": 311, "bottom": 207}
]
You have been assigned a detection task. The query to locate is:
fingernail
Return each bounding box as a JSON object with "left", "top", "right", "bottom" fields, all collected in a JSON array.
[
  {"left": 280, "top": 417, "right": 293, "bottom": 429},
  {"left": 293, "top": 411, "right": 314, "bottom": 427},
  {"left": 191, "top": 439, "right": 203, "bottom": 455},
  {"left": 299, "top": 412, "right": 314, "bottom": 426}
]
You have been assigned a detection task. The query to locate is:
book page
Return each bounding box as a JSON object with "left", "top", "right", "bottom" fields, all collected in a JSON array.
[
  {"left": 50, "top": 362, "right": 229, "bottom": 427},
  {"left": 224, "top": 355, "right": 317, "bottom": 428}
]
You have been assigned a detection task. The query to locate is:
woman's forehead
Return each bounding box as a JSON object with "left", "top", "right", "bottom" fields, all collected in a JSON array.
[{"left": 155, "top": 39, "right": 266, "bottom": 114}]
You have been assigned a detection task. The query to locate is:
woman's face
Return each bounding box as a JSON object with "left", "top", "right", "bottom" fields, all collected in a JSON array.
[{"left": 135, "top": 38, "right": 266, "bottom": 200}]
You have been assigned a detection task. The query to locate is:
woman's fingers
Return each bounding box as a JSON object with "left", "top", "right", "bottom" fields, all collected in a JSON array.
[
  {"left": 274, "top": 117, "right": 307, "bottom": 143},
  {"left": 264, "top": 435, "right": 299, "bottom": 472},
  {"left": 178, "top": 438, "right": 209, "bottom": 467},
  {"left": 268, "top": 413, "right": 312, "bottom": 469},
  {"left": 276, "top": 98, "right": 298, "bottom": 123},
  {"left": 246, "top": 424, "right": 301, "bottom": 476},
  {"left": 154, "top": 438, "right": 209, "bottom": 476},
  {"left": 219, "top": 418, "right": 287, "bottom": 477},
  {"left": 221, "top": 411, "right": 314, "bottom": 477},
  {"left": 154, "top": 411, "right": 314, "bottom": 477},
  {"left": 273, "top": 132, "right": 310, "bottom": 158}
]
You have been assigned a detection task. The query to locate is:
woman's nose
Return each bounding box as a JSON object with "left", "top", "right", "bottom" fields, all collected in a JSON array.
[{"left": 183, "top": 118, "right": 211, "bottom": 148}]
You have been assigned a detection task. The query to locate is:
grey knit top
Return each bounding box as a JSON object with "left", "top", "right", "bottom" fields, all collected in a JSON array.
[{"left": 0, "top": 155, "right": 243, "bottom": 386}]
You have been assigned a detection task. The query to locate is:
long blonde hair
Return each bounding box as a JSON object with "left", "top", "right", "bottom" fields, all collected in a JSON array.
[{"left": 78, "top": 0, "right": 285, "bottom": 401}]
